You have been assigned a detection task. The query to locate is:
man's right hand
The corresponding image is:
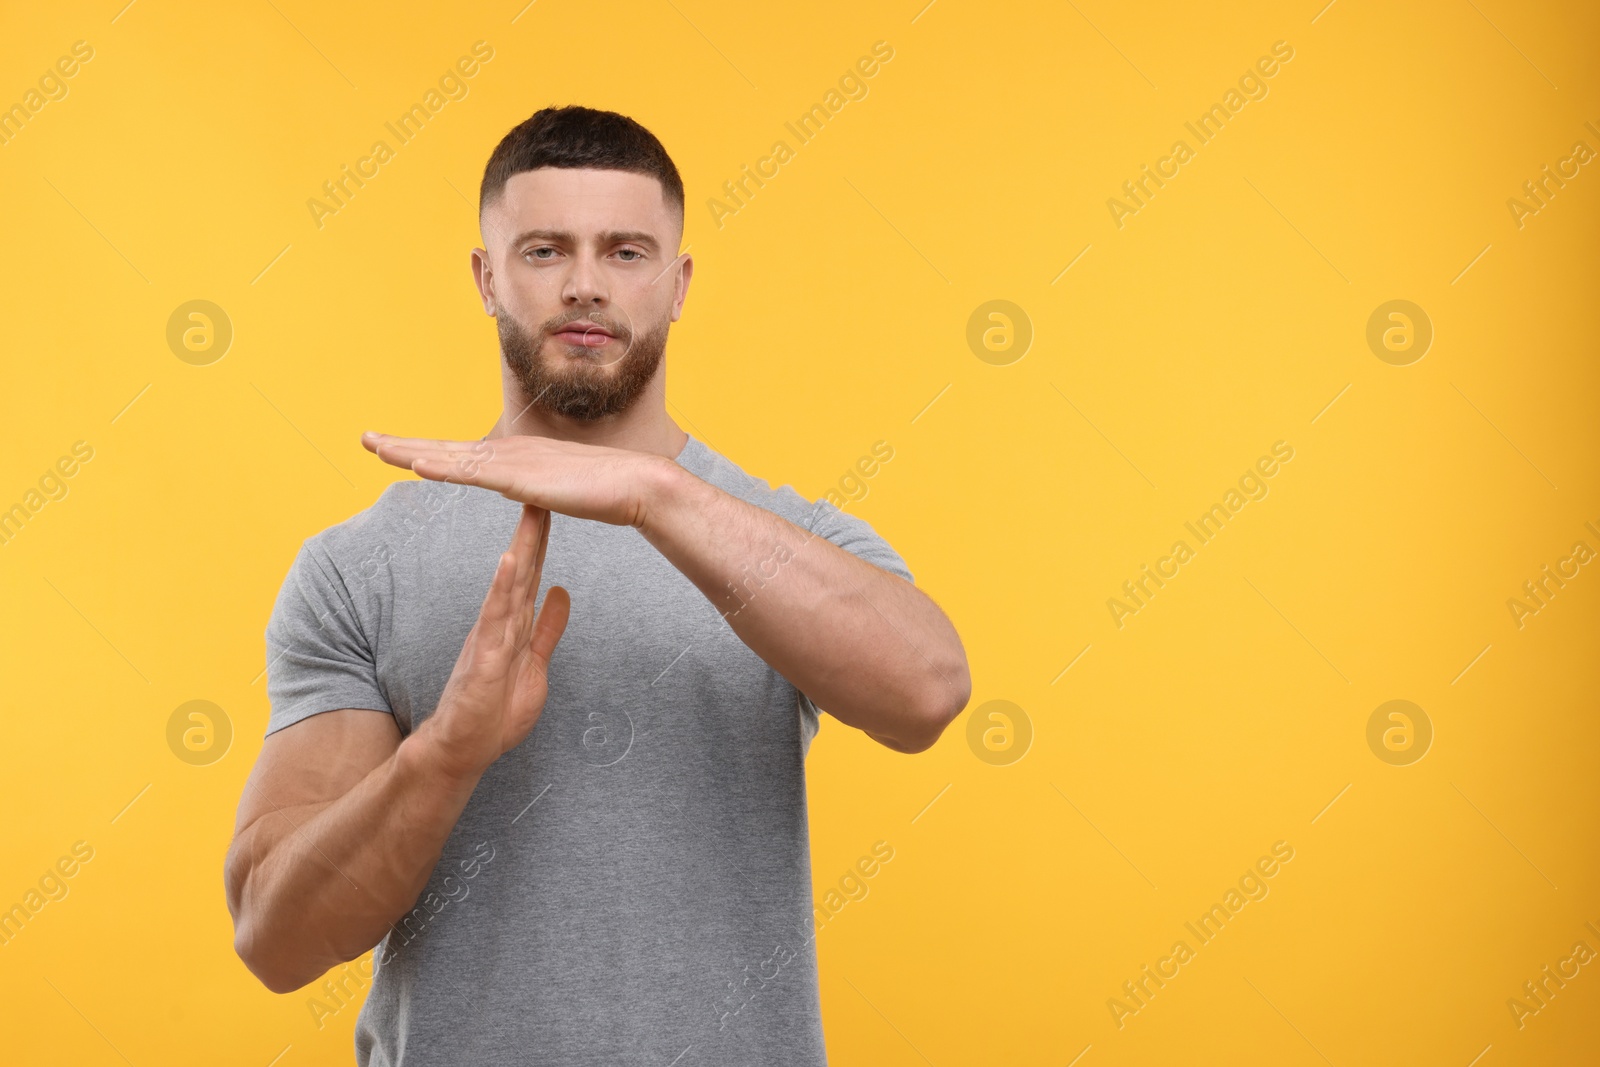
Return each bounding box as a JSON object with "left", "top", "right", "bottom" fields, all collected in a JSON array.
[
  {"left": 414, "top": 502, "right": 571, "bottom": 781},
  {"left": 227, "top": 503, "right": 571, "bottom": 993}
]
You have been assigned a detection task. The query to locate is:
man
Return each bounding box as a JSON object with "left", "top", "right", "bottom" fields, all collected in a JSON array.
[{"left": 224, "top": 105, "right": 971, "bottom": 1065}]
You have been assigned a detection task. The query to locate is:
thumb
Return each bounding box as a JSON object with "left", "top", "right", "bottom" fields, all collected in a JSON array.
[{"left": 528, "top": 585, "right": 571, "bottom": 667}]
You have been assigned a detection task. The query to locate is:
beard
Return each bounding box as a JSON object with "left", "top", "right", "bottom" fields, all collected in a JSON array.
[{"left": 499, "top": 307, "right": 669, "bottom": 422}]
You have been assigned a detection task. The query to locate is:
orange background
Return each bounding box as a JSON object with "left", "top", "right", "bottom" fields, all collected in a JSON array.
[{"left": 1, "top": 1, "right": 1596, "bottom": 1063}]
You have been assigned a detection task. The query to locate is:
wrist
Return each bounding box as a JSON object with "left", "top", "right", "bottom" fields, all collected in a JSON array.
[
  {"left": 632, "top": 453, "right": 693, "bottom": 535},
  {"left": 398, "top": 716, "right": 490, "bottom": 793}
]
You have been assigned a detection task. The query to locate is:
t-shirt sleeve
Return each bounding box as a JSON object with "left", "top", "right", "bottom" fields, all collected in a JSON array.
[
  {"left": 802, "top": 497, "right": 915, "bottom": 585},
  {"left": 263, "top": 539, "right": 391, "bottom": 737}
]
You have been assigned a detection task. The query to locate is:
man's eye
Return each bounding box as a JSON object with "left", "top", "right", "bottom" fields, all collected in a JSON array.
[
  {"left": 525, "top": 247, "right": 555, "bottom": 260},
  {"left": 616, "top": 249, "right": 643, "bottom": 261}
]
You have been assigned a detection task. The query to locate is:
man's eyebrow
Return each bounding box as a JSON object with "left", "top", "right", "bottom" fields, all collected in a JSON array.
[{"left": 509, "top": 228, "right": 662, "bottom": 252}]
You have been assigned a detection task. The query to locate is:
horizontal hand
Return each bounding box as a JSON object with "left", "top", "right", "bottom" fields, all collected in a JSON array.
[{"left": 361, "top": 431, "right": 670, "bottom": 528}]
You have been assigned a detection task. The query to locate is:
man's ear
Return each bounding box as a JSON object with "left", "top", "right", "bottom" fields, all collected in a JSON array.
[
  {"left": 471, "top": 247, "right": 496, "bottom": 315},
  {"left": 670, "top": 254, "right": 694, "bottom": 323}
]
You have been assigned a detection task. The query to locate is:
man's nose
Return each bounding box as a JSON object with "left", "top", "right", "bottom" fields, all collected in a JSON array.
[{"left": 562, "top": 253, "right": 607, "bottom": 306}]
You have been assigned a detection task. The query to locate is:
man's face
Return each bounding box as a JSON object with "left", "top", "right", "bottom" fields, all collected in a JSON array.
[{"left": 475, "top": 167, "right": 689, "bottom": 422}]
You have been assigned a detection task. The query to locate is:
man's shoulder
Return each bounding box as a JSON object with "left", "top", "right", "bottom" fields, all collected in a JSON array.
[{"left": 686, "top": 438, "right": 827, "bottom": 532}]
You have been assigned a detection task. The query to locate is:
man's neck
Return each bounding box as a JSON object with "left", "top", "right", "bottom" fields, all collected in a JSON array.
[{"left": 488, "top": 376, "right": 688, "bottom": 461}]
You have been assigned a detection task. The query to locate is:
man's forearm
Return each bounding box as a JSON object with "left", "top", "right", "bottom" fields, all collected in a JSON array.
[
  {"left": 228, "top": 723, "right": 481, "bottom": 993},
  {"left": 634, "top": 459, "right": 971, "bottom": 750}
]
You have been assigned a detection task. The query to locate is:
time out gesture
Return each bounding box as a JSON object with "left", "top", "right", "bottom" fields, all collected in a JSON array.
[{"left": 361, "top": 430, "right": 972, "bottom": 754}]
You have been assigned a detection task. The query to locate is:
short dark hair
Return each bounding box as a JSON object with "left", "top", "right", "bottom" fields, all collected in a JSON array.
[{"left": 479, "top": 105, "right": 684, "bottom": 227}]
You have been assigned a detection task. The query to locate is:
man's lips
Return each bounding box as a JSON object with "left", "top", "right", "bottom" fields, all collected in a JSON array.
[{"left": 551, "top": 323, "right": 615, "bottom": 347}]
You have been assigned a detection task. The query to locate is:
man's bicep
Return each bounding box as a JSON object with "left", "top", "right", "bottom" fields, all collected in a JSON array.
[
  {"left": 234, "top": 708, "right": 402, "bottom": 837},
  {"left": 225, "top": 708, "right": 399, "bottom": 923}
]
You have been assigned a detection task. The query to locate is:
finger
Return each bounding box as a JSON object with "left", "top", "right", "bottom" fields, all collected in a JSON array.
[
  {"left": 478, "top": 549, "right": 517, "bottom": 646},
  {"left": 362, "top": 432, "right": 483, "bottom": 455},
  {"left": 509, "top": 502, "right": 541, "bottom": 595},
  {"left": 534, "top": 506, "right": 553, "bottom": 577},
  {"left": 392, "top": 445, "right": 494, "bottom": 470},
  {"left": 409, "top": 455, "right": 522, "bottom": 497},
  {"left": 367, "top": 436, "right": 505, "bottom": 480},
  {"left": 527, "top": 585, "right": 571, "bottom": 669},
  {"left": 508, "top": 521, "right": 540, "bottom": 647},
  {"left": 526, "top": 507, "right": 552, "bottom": 586},
  {"left": 524, "top": 508, "right": 554, "bottom": 635},
  {"left": 368, "top": 435, "right": 496, "bottom": 465},
  {"left": 519, "top": 509, "right": 556, "bottom": 642},
  {"left": 368, "top": 444, "right": 475, "bottom": 477}
]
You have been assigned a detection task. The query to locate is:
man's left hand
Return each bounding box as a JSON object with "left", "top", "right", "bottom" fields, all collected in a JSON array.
[{"left": 362, "top": 431, "right": 669, "bottom": 528}]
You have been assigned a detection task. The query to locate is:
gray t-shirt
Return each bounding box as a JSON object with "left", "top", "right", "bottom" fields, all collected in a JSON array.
[{"left": 263, "top": 434, "right": 914, "bottom": 1066}]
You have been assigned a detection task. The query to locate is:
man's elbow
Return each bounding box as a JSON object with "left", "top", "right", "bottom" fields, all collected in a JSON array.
[
  {"left": 226, "top": 859, "right": 320, "bottom": 995},
  {"left": 891, "top": 659, "right": 973, "bottom": 754},
  {"left": 234, "top": 921, "right": 311, "bottom": 995}
]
